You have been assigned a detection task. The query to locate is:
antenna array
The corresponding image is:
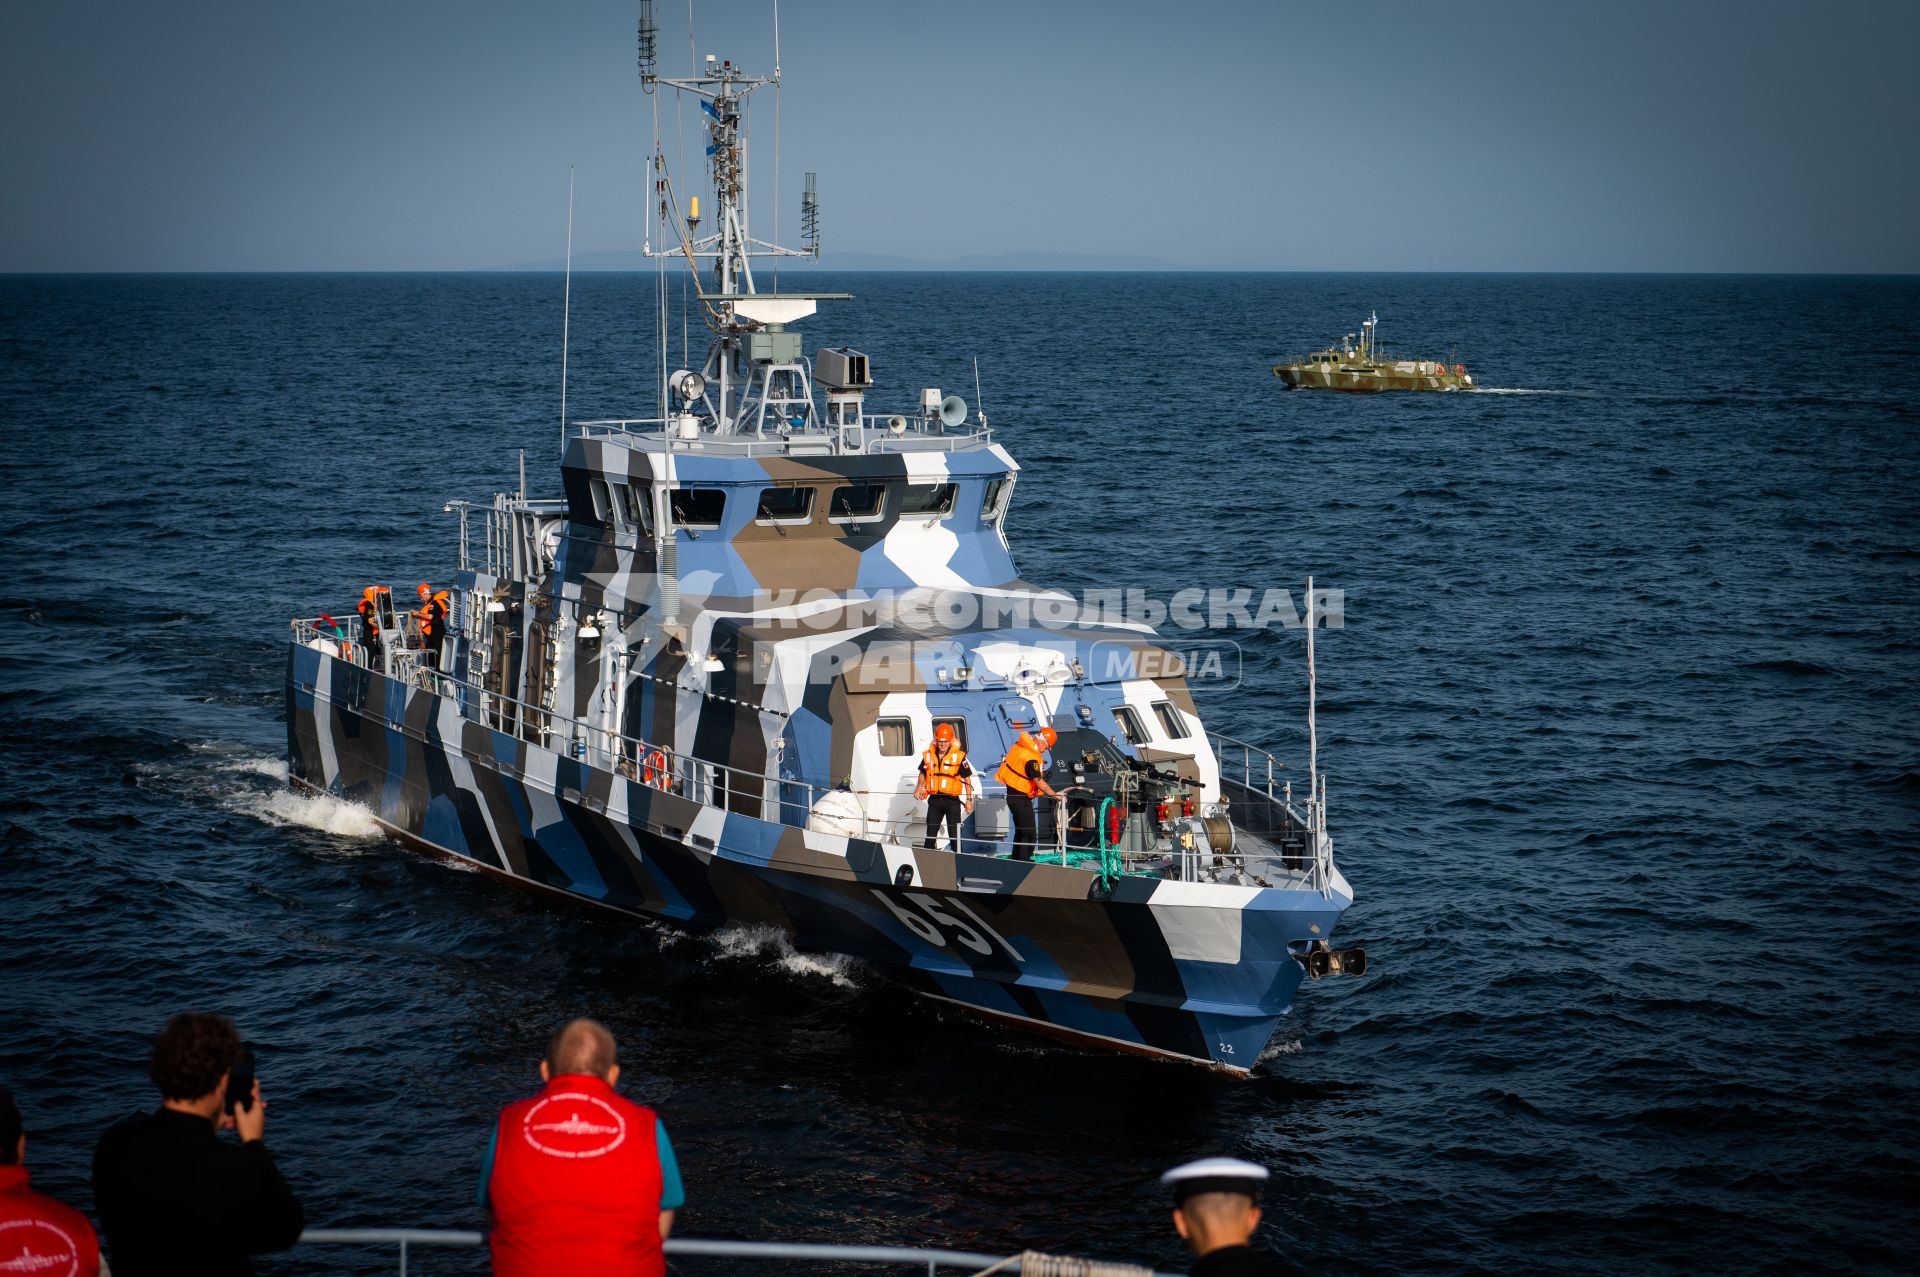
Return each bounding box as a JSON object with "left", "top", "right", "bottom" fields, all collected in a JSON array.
[
  {"left": 801, "top": 171, "right": 819, "bottom": 256},
  {"left": 636, "top": 0, "right": 658, "bottom": 83}
]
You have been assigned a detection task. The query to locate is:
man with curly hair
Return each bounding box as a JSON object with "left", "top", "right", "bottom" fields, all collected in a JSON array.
[{"left": 92, "top": 1012, "right": 304, "bottom": 1276}]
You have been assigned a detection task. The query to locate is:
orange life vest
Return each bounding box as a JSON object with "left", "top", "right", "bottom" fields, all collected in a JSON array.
[
  {"left": 417, "top": 590, "right": 450, "bottom": 639},
  {"left": 996, "top": 733, "right": 1045, "bottom": 796},
  {"left": 919, "top": 743, "right": 970, "bottom": 799},
  {"left": 642, "top": 748, "right": 669, "bottom": 789}
]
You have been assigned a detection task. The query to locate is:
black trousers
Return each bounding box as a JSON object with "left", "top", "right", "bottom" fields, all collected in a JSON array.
[
  {"left": 1007, "top": 792, "right": 1036, "bottom": 861},
  {"left": 921, "top": 794, "right": 963, "bottom": 853}
]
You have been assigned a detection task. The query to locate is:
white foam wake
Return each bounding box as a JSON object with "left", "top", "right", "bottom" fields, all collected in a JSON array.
[
  {"left": 232, "top": 786, "right": 384, "bottom": 840},
  {"left": 1466, "top": 387, "right": 1575, "bottom": 395},
  {"left": 221, "top": 755, "right": 291, "bottom": 781},
  {"left": 708, "top": 924, "right": 863, "bottom": 989},
  {"left": 1258, "top": 1037, "right": 1304, "bottom": 1063}
]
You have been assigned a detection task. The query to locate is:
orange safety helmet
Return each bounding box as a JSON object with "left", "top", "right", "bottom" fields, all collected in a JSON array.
[
  {"left": 361, "top": 586, "right": 379, "bottom": 603},
  {"left": 933, "top": 722, "right": 956, "bottom": 743},
  {"left": 417, "top": 582, "right": 432, "bottom": 599},
  {"left": 1035, "top": 726, "right": 1058, "bottom": 749}
]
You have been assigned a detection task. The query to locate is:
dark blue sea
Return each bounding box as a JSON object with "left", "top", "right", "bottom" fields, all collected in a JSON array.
[{"left": 3, "top": 271, "right": 1918, "bottom": 1274}]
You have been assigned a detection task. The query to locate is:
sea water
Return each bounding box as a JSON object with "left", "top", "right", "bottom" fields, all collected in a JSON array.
[{"left": 2, "top": 271, "right": 1917, "bottom": 1273}]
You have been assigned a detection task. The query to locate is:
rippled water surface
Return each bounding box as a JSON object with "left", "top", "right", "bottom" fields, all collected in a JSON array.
[{"left": 3, "top": 272, "right": 1918, "bottom": 1274}]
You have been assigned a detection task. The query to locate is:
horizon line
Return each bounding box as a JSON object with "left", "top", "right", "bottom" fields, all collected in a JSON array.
[{"left": 4, "top": 267, "right": 1917, "bottom": 278}]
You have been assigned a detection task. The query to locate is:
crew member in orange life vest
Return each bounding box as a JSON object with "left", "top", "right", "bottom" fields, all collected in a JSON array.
[
  {"left": 356, "top": 587, "right": 385, "bottom": 665},
  {"left": 914, "top": 722, "right": 974, "bottom": 853},
  {"left": 480, "top": 1018, "right": 684, "bottom": 1277},
  {"left": 414, "top": 583, "right": 449, "bottom": 667},
  {"left": 995, "top": 725, "right": 1059, "bottom": 861}
]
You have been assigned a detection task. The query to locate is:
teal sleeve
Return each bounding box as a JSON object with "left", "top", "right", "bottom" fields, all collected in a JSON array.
[
  {"left": 478, "top": 1123, "right": 499, "bottom": 1212},
  {"left": 656, "top": 1122, "right": 685, "bottom": 1211}
]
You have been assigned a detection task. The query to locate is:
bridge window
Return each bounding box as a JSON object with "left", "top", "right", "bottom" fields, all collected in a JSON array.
[
  {"left": 586, "top": 478, "right": 614, "bottom": 523},
  {"left": 669, "top": 487, "right": 726, "bottom": 529},
  {"left": 755, "top": 487, "right": 815, "bottom": 525},
  {"left": 876, "top": 717, "right": 913, "bottom": 757},
  {"left": 982, "top": 476, "right": 1012, "bottom": 523},
  {"left": 829, "top": 484, "right": 886, "bottom": 524},
  {"left": 1112, "top": 705, "right": 1148, "bottom": 746},
  {"left": 620, "top": 482, "right": 653, "bottom": 534},
  {"left": 932, "top": 716, "right": 970, "bottom": 751},
  {"left": 1152, "top": 700, "right": 1190, "bottom": 739},
  {"left": 900, "top": 483, "right": 956, "bottom": 518}
]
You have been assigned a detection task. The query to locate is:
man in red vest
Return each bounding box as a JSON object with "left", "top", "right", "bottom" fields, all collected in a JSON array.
[
  {"left": 480, "top": 1019, "right": 684, "bottom": 1277},
  {"left": 0, "top": 1086, "right": 100, "bottom": 1277}
]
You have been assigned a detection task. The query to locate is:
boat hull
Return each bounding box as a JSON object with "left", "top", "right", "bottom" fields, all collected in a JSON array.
[
  {"left": 1274, "top": 364, "right": 1470, "bottom": 392},
  {"left": 286, "top": 644, "right": 1345, "bottom": 1071}
]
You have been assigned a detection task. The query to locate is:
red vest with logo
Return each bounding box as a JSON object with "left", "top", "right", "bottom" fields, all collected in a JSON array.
[
  {"left": 0, "top": 1165, "right": 101, "bottom": 1277},
  {"left": 487, "top": 1075, "right": 665, "bottom": 1277}
]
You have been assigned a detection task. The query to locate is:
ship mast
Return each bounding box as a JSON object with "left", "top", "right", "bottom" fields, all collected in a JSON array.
[{"left": 637, "top": 0, "right": 832, "bottom": 437}]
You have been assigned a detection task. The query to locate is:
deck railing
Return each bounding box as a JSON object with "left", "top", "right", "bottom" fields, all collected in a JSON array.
[
  {"left": 289, "top": 618, "right": 1324, "bottom": 889},
  {"left": 1206, "top": 731, "right": 1334, "bottom": 893},
  {"left": 441, "top": 494, "right": 560, "bottom": 579},
  {"left": 570, "top": 414, "right": 993, "bottom": 455}
]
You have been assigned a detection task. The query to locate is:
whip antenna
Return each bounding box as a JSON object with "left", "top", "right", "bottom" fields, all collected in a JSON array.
[
  {"left": 773, "top": 0, "right": 781, "bottom": 288},
  {"left": 1306, "top": 575, "right": 1319, "bottom": 833},
  {"left": 559, "top": 166, "right": 574, "bottom": 459}
]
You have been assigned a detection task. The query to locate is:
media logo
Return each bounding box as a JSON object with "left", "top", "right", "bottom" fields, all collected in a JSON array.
[
  {"left": 521, "top": 1091, "right": 628, "bottom": 1160},
  {"left": 0, "top": 1217, "right": 82, "bottom": 1276}
]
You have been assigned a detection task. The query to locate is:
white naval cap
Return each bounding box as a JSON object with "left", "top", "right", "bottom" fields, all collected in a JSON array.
[{"left": 1160, "top": 1157, "right": 1270, "bottom": 1203}]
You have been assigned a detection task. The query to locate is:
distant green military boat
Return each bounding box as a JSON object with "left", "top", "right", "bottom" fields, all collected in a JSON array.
[{"left": 1273, "top": 312, "right": 1473, "bottom": 392}]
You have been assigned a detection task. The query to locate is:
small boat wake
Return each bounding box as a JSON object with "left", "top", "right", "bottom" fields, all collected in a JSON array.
[
  {"left": 707, "top": 923, "right": 866, "bottom": 990},
  {"left": 1465, "top": 387, "right": 1582, "bottom": 395},
  {"left": 1258, "top": 1037, "right": 1304, "bottom": 1063},
  {"left": 220, "top": 755, "right": 384, "bottom": 840}
]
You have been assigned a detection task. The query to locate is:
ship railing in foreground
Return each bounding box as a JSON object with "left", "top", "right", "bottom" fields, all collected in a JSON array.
[
  {"left": 295, "top": 1229, "right": 1165, "bottom": 1276},
  {"left": 290, "top": 619, "right": 1331, "bottom": 892}
]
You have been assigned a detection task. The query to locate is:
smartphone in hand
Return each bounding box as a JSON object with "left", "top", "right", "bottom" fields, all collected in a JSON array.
[{"left": 225, "top": 1049, "right": 257, "bottom": 1114}]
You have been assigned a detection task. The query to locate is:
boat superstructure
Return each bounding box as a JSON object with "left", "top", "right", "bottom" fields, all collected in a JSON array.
[
  {"left": 285, "top": 4, "right": 1363, "bottom": 1071},
  {"left": 1274, "top": 312, "right": 1473, "bottom": 391}
]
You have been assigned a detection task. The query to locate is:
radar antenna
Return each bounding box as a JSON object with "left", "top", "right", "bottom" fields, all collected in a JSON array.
[{"left": 640, "top": 6, "right": 848, "bottom": 437}]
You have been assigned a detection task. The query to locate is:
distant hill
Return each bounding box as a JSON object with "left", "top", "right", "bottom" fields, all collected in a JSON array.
[{"left": 496, "top": 248, "right": 1195, "bottom": 272}]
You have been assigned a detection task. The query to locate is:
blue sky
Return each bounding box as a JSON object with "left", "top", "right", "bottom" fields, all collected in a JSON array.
[{"left": 3, "top": 0, "right": 1915, "bottom": 272}]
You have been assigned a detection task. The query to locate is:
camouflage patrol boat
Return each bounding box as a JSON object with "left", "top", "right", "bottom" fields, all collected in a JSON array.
[
  {"left": 284, "top": 6, "right": 1363, "bottom": 1071},
  {"left": 1273, "top": 312, "right": 1473, "bottom": 391}
]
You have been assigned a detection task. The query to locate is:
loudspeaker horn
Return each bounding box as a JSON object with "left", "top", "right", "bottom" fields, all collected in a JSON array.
[{"left": 938, "top": 394, "right": 969, "bottom": 428}]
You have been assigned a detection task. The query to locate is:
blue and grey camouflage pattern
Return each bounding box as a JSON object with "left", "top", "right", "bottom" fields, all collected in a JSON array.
[{"left": 287, "top": 422, "right": 1357, "bottom": 1071}]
